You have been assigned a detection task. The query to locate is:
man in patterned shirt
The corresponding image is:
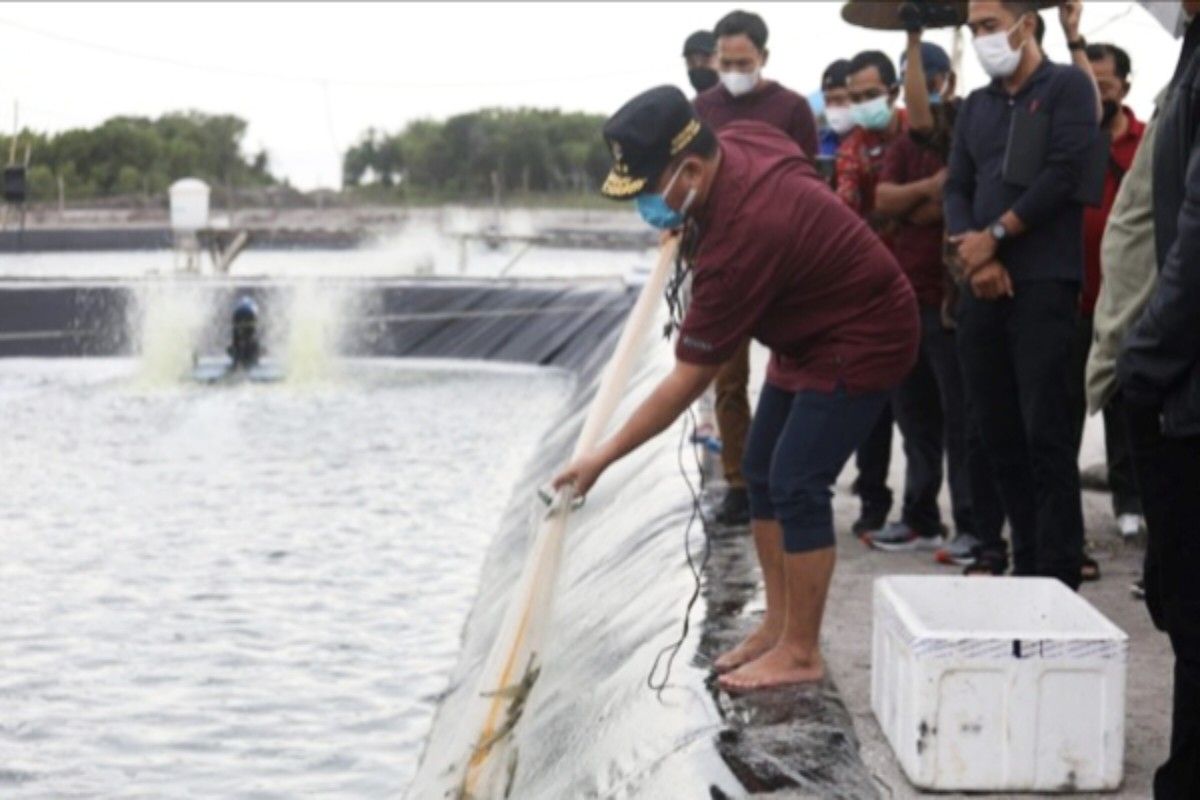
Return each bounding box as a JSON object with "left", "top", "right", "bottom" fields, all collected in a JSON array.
[{"left": 835, "top": 49, "right": 908, "bottom": 538}]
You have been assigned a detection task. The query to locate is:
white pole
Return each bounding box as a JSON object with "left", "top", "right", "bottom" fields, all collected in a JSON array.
[{"left": 408, "top": 239, "right": 680, "bottom": 799}]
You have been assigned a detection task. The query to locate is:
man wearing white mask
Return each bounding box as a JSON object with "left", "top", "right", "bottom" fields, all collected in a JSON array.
[
  {"left": 693, "top": 8, "right": 819, "bottom": 527},
  {"left": 943, "top": 0, "right": 1097, "bottom": 588},
  {"left": 819, "top": 59, "right": 855, "bottom": 159},
  {"left": 695, "top": 10, "right": 819, "bottom": 160}
]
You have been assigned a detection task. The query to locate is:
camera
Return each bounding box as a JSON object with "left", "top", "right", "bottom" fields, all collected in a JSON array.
[{"left": 898, "top": 1, "right": 967, "bottom": 32}]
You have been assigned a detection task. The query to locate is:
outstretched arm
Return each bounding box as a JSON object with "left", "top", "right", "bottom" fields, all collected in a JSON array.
[{"left": 553, "top": 359, "right": 721, "bottom": 497}]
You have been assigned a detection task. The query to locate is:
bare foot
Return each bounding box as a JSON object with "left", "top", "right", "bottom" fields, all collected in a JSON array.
[
  {"left": 713, "top": 625, "right": 779, "bottom": 674},
  {"left": 717, "top": 644, "right": 824, "bottom": 692}
]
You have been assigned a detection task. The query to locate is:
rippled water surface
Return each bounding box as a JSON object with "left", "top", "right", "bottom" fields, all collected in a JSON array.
[{"left": 0, "top": 358, "right": 569, "bottom": 798}]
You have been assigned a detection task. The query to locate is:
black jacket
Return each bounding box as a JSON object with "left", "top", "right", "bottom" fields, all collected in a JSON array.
[
  {"left": 944, "top": 59, "right": 1096, "bottom": 285},
  {"left": 1118, "top": 20, "right": 1200, "bottom": 437}
]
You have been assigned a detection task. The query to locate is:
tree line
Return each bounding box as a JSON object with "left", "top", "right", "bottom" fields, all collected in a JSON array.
[
  {"left": 2, "top": 107, "right": 615, "bottom": 206},
  {"left": 1, "top": 112, "right": 276, "bottom": 203},
  {"left": 342, "top": 108, "right": 613, "bottom": 200}
]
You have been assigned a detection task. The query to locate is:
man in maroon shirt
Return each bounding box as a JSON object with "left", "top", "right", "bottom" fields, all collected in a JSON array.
[
  {"left": 692, "top": 9, "right": 820, "bottom": 528},
  {"left": 870, "top": 41, "right": 977, "bottom": 555},
  {"left": 836, "top": 49, "right": 908, "bottom": 537},
  {"left": 554, "top": 86, "right": 917, "bottom": 691}
]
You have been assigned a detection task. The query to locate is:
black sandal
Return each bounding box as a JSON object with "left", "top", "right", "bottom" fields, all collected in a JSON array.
[{"left": 1081, "top": 555, "right": 1101, "bottom": 582}]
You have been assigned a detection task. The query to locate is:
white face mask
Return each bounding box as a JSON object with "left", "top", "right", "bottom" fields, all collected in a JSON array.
[
  {"left": 973, "top": 17, "right": 1027, "bottom": 79},
  {"left": 825, "top": 106, "right": 856, "bottom": 136},
  {"left": 720, "top": 69, "right": 759, "bottom": 97}
]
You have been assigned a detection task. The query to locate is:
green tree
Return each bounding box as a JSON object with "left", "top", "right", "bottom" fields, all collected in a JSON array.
[
  {"left": 4, "top": 111, "right": 279, "bottom": 203},
  {"left": 343, "top": 107, "right": 610, "bottom": 200}
]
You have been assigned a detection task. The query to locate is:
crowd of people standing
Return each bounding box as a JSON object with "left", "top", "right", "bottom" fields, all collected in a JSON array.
[{"left": 554, "top": 2, "right": 1199, "bottom": 795}]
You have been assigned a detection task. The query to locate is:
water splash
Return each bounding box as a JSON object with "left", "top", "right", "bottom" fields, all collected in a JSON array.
[
  {"left": 130, "top": 279, "right": 210, "bottom": 386},
  {"left": 281, "top": 280, "right": 357, "bottom": 384}
]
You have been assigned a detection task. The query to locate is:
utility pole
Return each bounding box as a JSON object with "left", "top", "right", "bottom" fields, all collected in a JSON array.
[{"left": 8, "top": 100, "right": 16, "bottom": 164}]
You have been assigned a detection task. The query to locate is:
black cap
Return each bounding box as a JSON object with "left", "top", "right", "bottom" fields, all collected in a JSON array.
[
  {"left": 682, "top": 30, "right": 716, "bottom": 57},
  {"left": 601, "top": 85, "right": 712, "bottom": 200}
]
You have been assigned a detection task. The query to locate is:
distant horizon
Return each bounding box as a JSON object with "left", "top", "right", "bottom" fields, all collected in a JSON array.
[{"left": 0, "top": 2, "right": 1177, "bottom": 190}]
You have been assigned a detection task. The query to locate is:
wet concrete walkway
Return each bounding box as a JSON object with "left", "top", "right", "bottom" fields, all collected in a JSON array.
[{"left": 706, "top": 346, "right": 1171, "bottom": 798}]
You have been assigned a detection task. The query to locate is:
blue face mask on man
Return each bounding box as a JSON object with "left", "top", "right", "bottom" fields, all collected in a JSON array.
[{"left": 635, "top": 161, "right": 696, "bottom": 229}]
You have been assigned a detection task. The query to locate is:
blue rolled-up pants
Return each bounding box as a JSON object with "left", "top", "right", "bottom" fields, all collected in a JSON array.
[{"left": 743, "top": 383, "right": 890, "bottom": 553}]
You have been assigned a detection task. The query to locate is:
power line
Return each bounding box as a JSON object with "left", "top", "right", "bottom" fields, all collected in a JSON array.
[{"left": 0, "top": 15, "right": 654, "bottom": 91}]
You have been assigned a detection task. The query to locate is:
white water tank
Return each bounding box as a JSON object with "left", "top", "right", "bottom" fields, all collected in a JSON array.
[{"left": 169, "top": 178, "right": 210, "bottom": 231}]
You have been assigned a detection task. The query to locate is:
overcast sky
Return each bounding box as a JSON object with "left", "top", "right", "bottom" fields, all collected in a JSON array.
[{"left": 0, "top": 2, "right": 1182, "bottom": 190}]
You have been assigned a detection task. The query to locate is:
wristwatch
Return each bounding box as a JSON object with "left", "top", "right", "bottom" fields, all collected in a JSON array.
[
  {"left": 1067, "top": 37, "right": 1087, "bottom": 51},
  {"left": 989, "top": 221, "right": 1009, "bottom": 242}
]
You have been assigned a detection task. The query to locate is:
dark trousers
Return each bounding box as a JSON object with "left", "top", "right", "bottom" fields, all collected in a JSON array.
[
  {"left": 966, "top": 400, "right": 1007, "bottom": 555},
  {"left": 956, "top": 282, "right": 1084, "bottom": 588},
  {"left": 854, "top": 406, "right": 893, "bottom": 520},
  {"left": 1068, "top": 314, "right": 1143, "bottom": 516},
  {"left": 892, "top": 306, "right": 974, "bottom": 536},
  {"left": 743, "top": 384, "right": 890, "bottom": 553},
  {"left": 1123, "top": 404, "right": 1200, "bottom": 799}
]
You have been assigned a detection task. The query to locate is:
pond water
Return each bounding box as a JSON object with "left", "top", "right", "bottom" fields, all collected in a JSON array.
[{"left": 0, "top": 358, "right": 569, "bottom": 798}]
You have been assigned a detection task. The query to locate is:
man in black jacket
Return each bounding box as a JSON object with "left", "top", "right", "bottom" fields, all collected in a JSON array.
[
  {"left": 1117, "top": 3, "right": 1200, "bottom": 795},
  {"left": 944, "top": 0, "right": 1097, "bottom": 587}
]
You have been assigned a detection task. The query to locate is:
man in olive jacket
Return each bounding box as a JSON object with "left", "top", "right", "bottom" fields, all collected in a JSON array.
[{"left": 1117, "top": 4, "right": 1200, "bottom": 795}]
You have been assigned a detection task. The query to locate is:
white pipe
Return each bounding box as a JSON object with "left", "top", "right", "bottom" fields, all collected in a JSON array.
[{"left": 407, "top": 238, "right": 679, "bottom": 799}]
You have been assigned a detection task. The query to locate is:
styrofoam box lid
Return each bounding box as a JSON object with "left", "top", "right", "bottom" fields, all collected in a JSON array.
[{"left": 877, "top": 576, "right": 1127, "bottom": 642}]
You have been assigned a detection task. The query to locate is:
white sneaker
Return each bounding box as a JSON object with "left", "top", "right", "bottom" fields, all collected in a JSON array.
[{"left": 1117, "top": 513, "right": 1144, "bottom": 539}]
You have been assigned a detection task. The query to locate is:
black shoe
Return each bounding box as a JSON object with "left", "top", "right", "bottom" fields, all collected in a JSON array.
[
  {"left": 852, "top": 510, "right": 887, "bottom": 537},
  {"left": 714, "top": 487, "right": 750, "bottom": 526},
  {"left": 963, "top": 549, "right": 1008, "bottom": 576}
]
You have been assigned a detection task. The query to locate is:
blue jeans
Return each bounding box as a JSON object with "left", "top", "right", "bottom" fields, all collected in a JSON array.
[{"left": 743, "top": 383, "right": 890, "bottom": 553}]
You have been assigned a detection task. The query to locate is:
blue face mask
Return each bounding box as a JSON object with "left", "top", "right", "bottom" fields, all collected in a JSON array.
[
  {"left": 851, "top": 96, "right": 894, "bottom": 131},
  {"left": 636, "top": 193, "right": 685, "bottom": 230},
  {"left": 928, "top": 91, "right": 943, "bottom": 106},
  {"left": 635, "top": 163, "right": 694, "bottom": 230}
]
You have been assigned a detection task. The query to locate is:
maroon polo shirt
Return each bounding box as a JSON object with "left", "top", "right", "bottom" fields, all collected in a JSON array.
[
  {"left": 694, "top": 80, "right": 819, "bottom": 158},
  {"left": 879, "top": 133, "right": 947, "bottom": 308},
  {"left": 677, "top": 122, "right": 919, "bottom": 395}
]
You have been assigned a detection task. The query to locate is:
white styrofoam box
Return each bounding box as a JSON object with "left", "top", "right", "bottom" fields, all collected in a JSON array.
[{"left": 871, "top": 576, "right": 1128, "bottom": 793}]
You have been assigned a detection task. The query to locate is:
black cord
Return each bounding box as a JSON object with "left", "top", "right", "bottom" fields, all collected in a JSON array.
[
  {"left": 647, "top": 227, "right": 713, "bottom": 698},
  {"left": 646, "top": 407, "right": 710, "bottom": 698},
  {"left": 662, "top": 223, "right": 699, "bottom": 341}
]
